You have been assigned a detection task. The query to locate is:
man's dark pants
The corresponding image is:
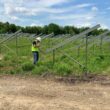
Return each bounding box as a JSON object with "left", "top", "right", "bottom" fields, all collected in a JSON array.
[{"left": 33, "top": 51, "right": 39, "bottom": 64}]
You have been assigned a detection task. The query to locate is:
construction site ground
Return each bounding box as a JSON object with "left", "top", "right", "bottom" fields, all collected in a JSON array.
[{"left": 0, "top": 75, "right": 110, "bottom": 110}]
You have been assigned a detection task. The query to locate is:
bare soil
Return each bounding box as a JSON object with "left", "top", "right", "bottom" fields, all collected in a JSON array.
[
  {"left": 0, "top": 54, "right": 3, "bottom": 60},
  {"left": 0, "top": 75, "right": 110, "bottom": 110}
]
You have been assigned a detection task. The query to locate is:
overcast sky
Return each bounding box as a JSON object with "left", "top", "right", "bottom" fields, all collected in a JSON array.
[{"left": 0, "top": 0, "right": 110, "bottom": 29}]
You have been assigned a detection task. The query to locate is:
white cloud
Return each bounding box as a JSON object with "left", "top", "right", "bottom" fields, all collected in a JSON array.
[
  {"left": 76, "top": 22, "right": 92, "bottom": 27},
  {"left": 32, "top": 3, "right": 93, "bottom": 14},
  {"left": 30, "top": 0, "right": 68, "bottom": 7},
  {"left": 3, "top": 1, "right": 93, "bottom": 17},
  {"left": 30, "top": 23, "right": 43, "bottom": 26},
  {"left": 63, "top": 19, "right": 94, "bottom": 28},
  {"left": 49, "top": 5, "right": 98, "bottom": 28},
  {"left": 74, "top": 3, "right": 93, "bottom": 8},
  {"left": 49, "top": 11, "right": 96, "bottom": 28},
  {"left": 3, "top": 0, "right": 69, "bottom": 16},
  {"left": 91, "top": 7, "right": 98, "bottom": 11},
  {"left": 4, "top": 3, "right": 15, "bottom": 15},
  {"left": 9, "top": 16, "right": 20, "bottom": 21},
  {"left": 15, "top": 7, "right": 37, "bottom": 16},
  {"left": 56, "top": 3, "right": 93, "bottom": 13},
  {"left": 50, "top": 13, "right": 95, "bottom": 20},
  {"left": 3, "top": 0, "right": 68, "bottom": 8},
  {"left": 4, "top": 3, "right": 37, "bottom": 16},
  {"left": 101, "top": 24, "right": 109, "bottom": 29}
]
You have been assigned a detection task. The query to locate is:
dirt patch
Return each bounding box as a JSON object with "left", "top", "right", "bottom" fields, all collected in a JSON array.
[
  {"left": 0, "top": 54, "right": 3, "bottom": 60},
  {"left": 0, "top": 75, "right": 110, "bottom": 110},
  {"left": 55, "top": 74, "right": 110, "bottom": 85}
]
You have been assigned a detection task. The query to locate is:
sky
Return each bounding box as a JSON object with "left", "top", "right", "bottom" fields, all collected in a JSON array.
[{"left": 0, "top": 0, "right": 110, "bottom": 29}]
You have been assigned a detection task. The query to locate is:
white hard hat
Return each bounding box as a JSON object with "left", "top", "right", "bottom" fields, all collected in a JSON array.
[{"left": 36, "top": 37, "right": 41, "bottom": 42}]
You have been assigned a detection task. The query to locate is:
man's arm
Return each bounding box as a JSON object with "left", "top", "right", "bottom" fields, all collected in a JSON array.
[{"left": 36, "top": 43, "right": 40, "bottom": 47}]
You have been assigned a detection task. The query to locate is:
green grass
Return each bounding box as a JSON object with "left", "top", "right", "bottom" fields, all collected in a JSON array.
[
  {"left": 0, "top": 36, "right": 110, "bottom": 76},
  {"left": 22, "top": 62, "right": 35, "bottom": 71}
]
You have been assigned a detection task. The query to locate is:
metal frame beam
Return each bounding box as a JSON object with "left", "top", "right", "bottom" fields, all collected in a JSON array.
[{"left": 46, "top": 24, "right": 100, "bottom": 53}]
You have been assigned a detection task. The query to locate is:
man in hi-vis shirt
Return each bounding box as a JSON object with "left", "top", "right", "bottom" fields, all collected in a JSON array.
[{"left": 32, "top": 37, "right": 41, "bottom": 64}]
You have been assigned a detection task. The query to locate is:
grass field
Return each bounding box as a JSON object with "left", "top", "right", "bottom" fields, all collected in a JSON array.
[{"left": 0, "top": 35, "right": 110, "bottom": 76}]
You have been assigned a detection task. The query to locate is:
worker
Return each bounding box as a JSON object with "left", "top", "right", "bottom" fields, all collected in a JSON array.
[{"left": 32, "top": 37, "right": 41, "bottom": 64}]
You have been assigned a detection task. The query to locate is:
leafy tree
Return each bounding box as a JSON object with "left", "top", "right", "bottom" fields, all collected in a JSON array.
[
  {"left": 48, "top": 23, "right": 61, "bottom": 35},
  {"left": 0, "top": 21, "right": 109, "bottom": 36}
]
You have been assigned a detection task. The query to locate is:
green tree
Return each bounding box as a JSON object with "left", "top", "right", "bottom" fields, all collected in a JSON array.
[{"left": 48, "top": 23, "right": 61, "bottom": 35}]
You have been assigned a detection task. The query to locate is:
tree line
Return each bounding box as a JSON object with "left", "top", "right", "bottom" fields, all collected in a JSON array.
[{"left": 0, "top": 21, "right": 108, "bottom": 36}]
